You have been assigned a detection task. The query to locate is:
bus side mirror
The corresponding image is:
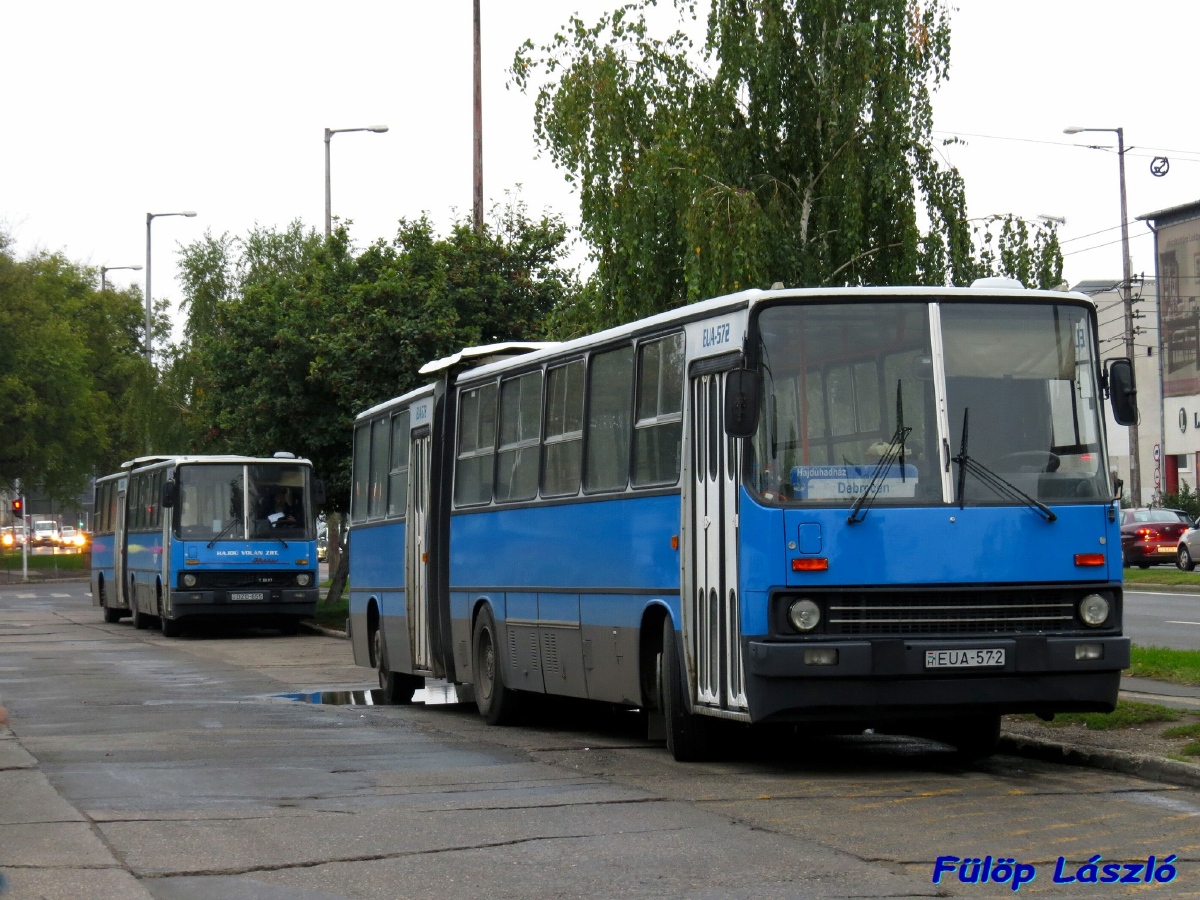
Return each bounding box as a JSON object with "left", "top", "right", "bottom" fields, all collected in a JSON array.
[
  {"left": 724, "top": 369, "right": 762, "bottom": 438},
  {"left": 1107, "top": 358, "right": 1137, "bottom": 426},
  {"left": 161, "top": 480, "right": 177, "bottom": 509},
  {"left": 313, "top": 479, "right": 327, "bottom": 506}
]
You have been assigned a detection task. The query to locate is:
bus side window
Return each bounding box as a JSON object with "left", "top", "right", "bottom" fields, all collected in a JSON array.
[
  {"left": 351, "top": 423, "right": 370, "bottom": 523},
  {"left": 456, "top": 383, "right": 498, "bottom": 506},
  {"left": 388, "top": 411, "right": 410, "bottom": 518},
  {"left": 633, "top": 333, "right": 684, "bottom": 486},
  {"left": 368, "top": 418, "right": 390, "bottom": 519},
  {"left": 543, "top": 361, "right": 584, "bottom": 497},
  {"left": 496, "top": 371, "right": 542, "bottom": 503},
  {"left": 585, "top": 345, "right": 634, "bottom": 492}
]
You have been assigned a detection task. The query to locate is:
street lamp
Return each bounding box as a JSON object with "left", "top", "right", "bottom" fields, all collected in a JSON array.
[
  {"left": 145, "top": 211, "right": 197, "bottom": 365},
  {"left": 1064, "top": 125, "right": 1138, "bottom": 503},
  {"left": 324, "top": 126, "right": 388, "bottom": 237},
  {"left": 99, "top": 264, "right": 142, "bottom": 292}
]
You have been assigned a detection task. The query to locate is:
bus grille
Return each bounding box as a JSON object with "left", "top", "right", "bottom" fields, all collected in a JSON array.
[
  {"left": 824, "top": 588, "right": 1085, "bottom": 636},
  {"left": 190, "top": 571, "right": 298, "bottom": 589}
]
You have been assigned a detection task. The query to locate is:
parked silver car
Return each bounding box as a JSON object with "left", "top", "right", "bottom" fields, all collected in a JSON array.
[{"left": 1177, "top": 515, "right": 1200, "bottom": 570}]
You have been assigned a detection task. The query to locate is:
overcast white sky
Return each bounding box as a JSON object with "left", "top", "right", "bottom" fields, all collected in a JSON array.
[{"left": 3, "top": 1, "right": 1198, "bottom": 338}]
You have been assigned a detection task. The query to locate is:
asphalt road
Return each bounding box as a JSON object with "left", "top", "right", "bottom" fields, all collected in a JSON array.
[
  {"left": 1125, "top": 588, "right": 1200, "bottom": 650},
  {"left": 2, "top": 582, "right": 1199, "bottom": 899}
]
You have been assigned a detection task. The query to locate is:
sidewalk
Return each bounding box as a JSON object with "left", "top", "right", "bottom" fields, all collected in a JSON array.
[{"left": 999, "top": 673, "right": 1200, "bottom": 790}]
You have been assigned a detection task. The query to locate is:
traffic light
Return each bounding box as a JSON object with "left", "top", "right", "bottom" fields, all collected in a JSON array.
[{"left": 11, "top": 498, "right": 22, "bottom": 516}]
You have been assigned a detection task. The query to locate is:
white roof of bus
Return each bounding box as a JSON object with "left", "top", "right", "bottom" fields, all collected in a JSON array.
[
  {"left": 454, "top": 283, "right": 1093, "bottom": 382},
  {"left": 119, "top": 454, "right": 313, "bottom": 470},
  {"left": 419, "top": 342, "right": 560, "bottom": 376},
  {"left": 355, "top": 383, "right": 437, "bottom": 423}
]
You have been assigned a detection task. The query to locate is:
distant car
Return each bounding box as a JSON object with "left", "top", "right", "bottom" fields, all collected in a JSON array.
[
  {"left": 58, "top": 526, "right": 87, "bottom": 551},
  {"left": 1120, "top": 508, "right": 1193, "bottom": 568},
  {"left": 30, "top": 520, "right": 60, "bottom": 548},
  {"left": 317, "top": 533, "right": 328, "bottom": 563}
]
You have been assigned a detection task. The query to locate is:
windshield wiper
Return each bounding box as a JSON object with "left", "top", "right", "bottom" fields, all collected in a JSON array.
[
  {"left": 848, "top": 381, "right": 911, "bottom": 524},
  {"left": 953, "top": 408, "right": 1056, "bottom": 522},
  {"left": 207, "top": 517, "right": 242, "bottom": 548}
]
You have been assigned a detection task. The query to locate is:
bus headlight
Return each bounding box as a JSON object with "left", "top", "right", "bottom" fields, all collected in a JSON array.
[
  {"left": 788, "top": 598, "right": 821, "bottom": 632},
  {"left": 182, "top": 573, "right": 197, "bottom": 588},
  {"left": 1079, "top": 594, "right": 1110, "bottom": 627},
  {"left": 296, "top": 573, "right": 312, "bottom": 587}
]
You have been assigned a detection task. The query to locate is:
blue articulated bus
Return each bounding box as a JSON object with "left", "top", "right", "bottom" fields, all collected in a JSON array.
[
  {"left": 348, "top": 282, "right": 1137, "bottom": 760},
  {"left": 92, "top": 454, "right": 323, "bottom": 637}
]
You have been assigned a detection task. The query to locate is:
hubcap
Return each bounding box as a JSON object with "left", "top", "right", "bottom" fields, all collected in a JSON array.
[{"left": 480, "top": 629, "right": 495, "bottom": 702}]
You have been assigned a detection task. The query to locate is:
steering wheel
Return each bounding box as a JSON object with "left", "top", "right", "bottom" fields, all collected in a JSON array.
[{"left": 988, "top": 451, "right": 1060, "bottom": 474}]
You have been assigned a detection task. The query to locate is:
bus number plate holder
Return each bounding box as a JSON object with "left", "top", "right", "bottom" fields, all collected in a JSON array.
[
  {"left": 230, "top": 591, "right": 266, "bottom": 603},
  {"left": 925, "top": 648, "right": 1005, "bottom": 669}
]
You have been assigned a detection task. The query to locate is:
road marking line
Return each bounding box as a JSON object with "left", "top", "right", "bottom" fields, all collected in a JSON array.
[
  {"left": 1166, "top": 620, "right": 1200, "bottom": 626},
  {"left": 16, "top": 593, "right": 35, "bottom": 599},
  {"left": 51, "top": 593, "right": 70, "bottom": 598}
]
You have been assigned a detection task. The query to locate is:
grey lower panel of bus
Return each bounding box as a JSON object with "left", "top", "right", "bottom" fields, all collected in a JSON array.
[
  {"left": 449, "top": 593, "right": 645, "bottom": 707},
  {"left": 169, "top": 589, "right": 318, "bottom": 620},
  {"left": 743, "top": 634, "right": 1129, "bottom": 722}
]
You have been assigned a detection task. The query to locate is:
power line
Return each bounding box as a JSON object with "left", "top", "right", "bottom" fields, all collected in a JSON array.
[{"left": 933, "top": 129, "right": 1200, "bottom": 162}]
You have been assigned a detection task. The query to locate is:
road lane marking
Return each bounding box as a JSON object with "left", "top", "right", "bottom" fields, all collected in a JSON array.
[
  {"left": 1166, "top": 621, "right": 1200, "bottom": 626},
  {"left": 51, "top": 593, "right": 70, "bottom": 598}
]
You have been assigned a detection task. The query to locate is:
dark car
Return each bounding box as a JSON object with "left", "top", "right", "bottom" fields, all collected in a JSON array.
[{"left": 1120, "top": 508, "right": 1194, "bottom": 568}]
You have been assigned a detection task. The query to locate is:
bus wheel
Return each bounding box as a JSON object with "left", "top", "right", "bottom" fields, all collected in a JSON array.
[
  {"left": 132, "top": 607, "right": 149, "bottom": 630},
  {"left": 160, "top": 615, "right": 183, "bottom": 638},
  {"left": 472, "top": 605, "right": 518, "bottom": 725},
  {"left": 373, "top": 627, "right": 419, "bottom": 705},
  {"left": 103, "top": 606, "right": 122, "bottom": 624},
  {"left": 950, "top": 714, "right": 1001, "bottom": 760},
  {"left": 661, "top": 618, "right": 710, "bottom": 762}
]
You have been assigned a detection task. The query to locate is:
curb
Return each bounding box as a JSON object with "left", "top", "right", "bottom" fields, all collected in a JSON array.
[
  {"left": 300, "top": 621, "right": 348, "bottom": 639},
  {"left": 1000, "top": 731, "right": 1200, "bottom": 789},
  {"left": 1123, "top": 581, "right": 1200, "bottom": 594}
]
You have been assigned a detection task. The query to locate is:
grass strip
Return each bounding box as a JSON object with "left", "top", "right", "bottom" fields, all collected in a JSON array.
[
  {"left": 1122, "top": 568, "right": 1200, "bottom": 586},
  {"left": 311, "top": 596, "right": 349, "bottom": 631},
  {"left": 0, "top": 552, "right": 86, "bottom": 571},
  {"left": 1039, "top": 700, "right": 1181, "bottom": 730},
  {"left": 1128, "top": 645, "right": 1200, "bottom": 685}
]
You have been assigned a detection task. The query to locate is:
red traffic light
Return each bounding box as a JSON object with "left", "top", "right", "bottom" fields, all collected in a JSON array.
[{"left": 11, "top": 498, "right": 22, "bottom": 515}]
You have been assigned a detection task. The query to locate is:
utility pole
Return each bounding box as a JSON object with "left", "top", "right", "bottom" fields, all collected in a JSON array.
[
  {"left": 472, "top": 0, "right": 484, "bottom": 232},
  {"left": 1115, "top": 128, "right": 1141, "bottom": 506}
]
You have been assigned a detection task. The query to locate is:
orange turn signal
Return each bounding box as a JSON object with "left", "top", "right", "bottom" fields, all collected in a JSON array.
[
  {"left": 1074, "top": 553, "right": 1105, "bottom": 567},
  {"left": 792, "top": 557, "right": 829, "bottom": 572},
  {"left": 670, "top": 534, "right": 679, "bottom": 550}
]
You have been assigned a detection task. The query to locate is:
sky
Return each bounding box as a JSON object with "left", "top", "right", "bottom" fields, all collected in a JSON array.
[{"left": 2, "top": 0, "right": 1198, "bottom": 341}]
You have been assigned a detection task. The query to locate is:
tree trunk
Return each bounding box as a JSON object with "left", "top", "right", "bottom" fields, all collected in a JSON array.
[
  {"left": 323, "top": 512, "right": 347, "bottom": 604},
  {"left": 325, "top": 540, "right": 349, "bottom": 605}
]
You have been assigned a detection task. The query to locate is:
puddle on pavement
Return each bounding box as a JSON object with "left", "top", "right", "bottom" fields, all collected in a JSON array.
[{"left": 274, "top": 680, "right": 473, "bottom": 707}]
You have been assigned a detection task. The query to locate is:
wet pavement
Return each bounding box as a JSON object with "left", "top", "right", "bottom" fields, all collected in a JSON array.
[{"left": 3, "top": 582, "right": 1200, "bottom": 898}]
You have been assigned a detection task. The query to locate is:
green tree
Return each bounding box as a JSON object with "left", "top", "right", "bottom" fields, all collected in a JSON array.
[
  {"left": 0, "top": 234, "right": 154, "bottom": 497},
  {"left": 514, "top": 0, "right": 1062, "bottom": 332}
]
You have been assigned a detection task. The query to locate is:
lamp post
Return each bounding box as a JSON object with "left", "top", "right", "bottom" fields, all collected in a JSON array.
[
  {"left": 100, "top": 264, "right": 142, "bottom": 292},
  {"left": 145, "top": 212, "right": 197, "bottom": 365},
  {"left": 324, "top": 126, "right": 389, "bottom": 238},
  {"left": 1064, "top": 125, "right": 1138, "bottom": 504}
]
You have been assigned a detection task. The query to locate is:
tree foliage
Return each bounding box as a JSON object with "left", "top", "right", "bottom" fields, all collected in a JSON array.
[
  {"left": 514, "top": 0, "right": 1063, "bottom": 331},
  {"left": 0, "top": 233, "right": 155, "bottom": 497},
  {"left": 177, "top": 207, "right": 575, "bottom": 511}
]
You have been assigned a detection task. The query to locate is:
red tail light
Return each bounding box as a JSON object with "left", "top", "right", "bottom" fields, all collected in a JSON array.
[{"left": 1135, "top": 527, "right": 1160, "bottom": 539}]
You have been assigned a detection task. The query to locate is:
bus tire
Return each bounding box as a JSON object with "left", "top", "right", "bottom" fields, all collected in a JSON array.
[
  {"left": 132, "top": 607, "right": 149, "bottom": 630},
  {"left": 472, "top": 605, "right": 518, "bottom": 725},
  {"left": 160, "top": 614, "right": 183, "bottom": 638},
  {"left": 103, "top": 606, "right": 122, "bottom": 624},
  {"left": 951, "top": 714, "right": 1001, "bottom": 760},
  {"left": 661, "top": 618, "right": 710, "bottom": 762},
  {"left": 374, "top": 627, "right": 419, "bottom": 705}
]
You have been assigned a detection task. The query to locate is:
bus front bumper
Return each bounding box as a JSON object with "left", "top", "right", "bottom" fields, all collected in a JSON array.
[
  {"left": 743, "top": 635, "right": 1129, "bottom": 722},
  {"left": 168, "top": 588, "right": 319, "bottom": 619}
]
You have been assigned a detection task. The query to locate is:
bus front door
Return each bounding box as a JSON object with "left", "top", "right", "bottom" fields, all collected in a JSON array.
[
  {"left": 407, "top": 429, "right": 434, "bottom": 674},
  {"left": 113, "top": 483, "right": 128, "bottom": 609},
  {"left": 686, "top": 372, "right": 747, "bottom": 713}
]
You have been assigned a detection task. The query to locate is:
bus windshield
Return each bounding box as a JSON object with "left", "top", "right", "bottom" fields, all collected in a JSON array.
[
  {"left": 750, "top": 300, "right": 1109, "bottom": 506},
  {"left": 175, "top": 463, "right": 312, "bottom": 541}
]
